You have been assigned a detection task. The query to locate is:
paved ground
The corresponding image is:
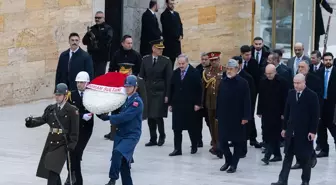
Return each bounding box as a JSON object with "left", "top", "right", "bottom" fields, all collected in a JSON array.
[{"left": 0, "top": 99, "right": 335, "bottom": 185}]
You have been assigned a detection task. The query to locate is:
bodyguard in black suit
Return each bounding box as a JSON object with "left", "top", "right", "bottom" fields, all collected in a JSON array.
[
  {"left": 251, "top": 37, "right": 269, "bottom": 69},
  {"left": 56, "top": 33, "right": 94, "bottom": 91},
  {"left": 161, "top": 0, "right": 183, "bottom": 68},
  {"left": 271, "top": 74, "right": 319, "bottom": 185},
  {"left": 65, "top": 71, "right": 93, "bottom": 185},
  {"left": 140, "top": 1, "right": 162, "bottom": 57},
  {"left": 239, "top": 45, "right": 261, "bottom": 148},
  {"left": 236, "top": 58, "right": 257, "bottom": 156},
  {"left": 309, "top": 50, "right": 324, "bottom": 74},
  {"left": 315, "top": 0, "right": 333, "bottom": 50},
  {"left": 168, "top": 55, "right": 202, "bottom": 156},
  {"left": 316, "top": 52, "right": 336, "bottom": 157}
]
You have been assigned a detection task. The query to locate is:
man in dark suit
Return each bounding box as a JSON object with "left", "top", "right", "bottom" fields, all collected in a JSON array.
[
  {"left": 56, "top": 32, "right": 94, "bottom": 91},
  {"left": 161, "top": 0, "right": 183, "bottom": 68},
  {"left": 140, "top": 0, "right": 162, "bottom": 57},
  {"left": 236, "top": 57, "right": 256, "bottom": 157},
  {"left": 315, "top": 0, "right": 333, "bottom": 50},
  {"left": 291, "top": 61, "right": 322, "bottom": 169},
  {"left": 271, "top": 74, "right": 319, "bottom": 185},
  {"left": 251, "top": 37, "right": 269, "bottom": 68},
  {"left": 240, "top": 45, "right": 262, "bottom": 148},
  {"left": 316, "top": 52, "right": 336, "bottom": 158},
  {"left": 139, "top": 39, "right": 172, "bottom": 147},
  {"left": 65, "top": 71, "right": 93, "bottom": 185},
  {"left": 168, "top": 54, "right": 202, "bottom": 156},
  {"left": 309, "top": 50, "right": 324, "bottom": 74},
  {"left": 82, "top": 11, "right": 113, "bottom": 78},
  {"left": 267, "top": 52, "right": 293, "bottom": 88},
  {"left": 108, "top": 35, "right": 142, "bottom": 76},
  {"left": 195, "top": 52, "right": 210, "bottom": 147},
  {"left": 287, "top": 43, "right": 311, "bottom": 76}
]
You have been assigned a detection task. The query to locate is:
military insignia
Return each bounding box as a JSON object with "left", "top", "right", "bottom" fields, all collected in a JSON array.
[
  {"left": 132, "top": 102, "right": 139, "bottom": 107},
  {"left": 211, "top": 53, "right": 214, "bottom": 57},
  {"left": 65, "top": 115, "right": 67, "bottom": 118}
]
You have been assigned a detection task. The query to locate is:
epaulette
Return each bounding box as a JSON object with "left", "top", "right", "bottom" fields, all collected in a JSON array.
[
  {"left": 162, "top": 55, "right": 170, "bottom": 60},
  {"left": 138, "top": 76, "right": 143, "bottom": 80},
  {"left": 142, "top": 55, "right": 150, "bottom": 59}
]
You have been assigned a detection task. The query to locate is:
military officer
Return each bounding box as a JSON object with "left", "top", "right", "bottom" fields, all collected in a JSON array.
[
  {"left": 104, "top": 63, "right": 148, "bottom": 141},
  {"left": 139, "top": 39, "right": 172, "bottom": 147},
  {"left": 64, "top": 72, "right": 93, "bottom": 185},
  {"left": 25, "top": 83, "right": 79, "bottom": 185},
  {"left": 99, "top": 75, "right": 144, "bottom": 185},
  {"left": 202, "top": 51, "right": 225, "bottom": 157}
]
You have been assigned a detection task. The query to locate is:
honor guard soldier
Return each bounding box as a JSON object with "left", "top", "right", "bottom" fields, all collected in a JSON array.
[
  {"left": 25, "top": 83, "right": 79, "bottom": 185},
  {"left": 64, "top": 72, "right": 93, "bottom": 185},
  {"left": 202, "top": 51, "right": 225, "bottom": 157},
  {"left": 104, "top": 63, "right": 148, "bottom": 141},
  {"left": 139, "top": 39, "right": 172, "bottom": 147},
  {"left": 99, "top": 75, "right": 144, "bottom": 185}
]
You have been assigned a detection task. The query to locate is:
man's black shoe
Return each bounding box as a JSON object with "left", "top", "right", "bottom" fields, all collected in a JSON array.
[
  {"left": 105, "top": 179, "right": 116, "bottom": 185},
  {"left": 316, "top": 151, "right": 328, "bottom": 158},
  {"left": 169, "top": 150, "right": 182, "bottom": 156},
  {"left": 291, "top": 163, "right": 301, "bottom": 169},
  {"left": 145, "top": 141, "right": 158, "bottom": 147},
  {"left": 226, "top": 166, "right": 236, "bottom": 173},
  {"left": 220, "top": 163, "right": 230, "bottom": 171},
  {"left": 269, "top": 156, "right": 282, "bottom": 162}
]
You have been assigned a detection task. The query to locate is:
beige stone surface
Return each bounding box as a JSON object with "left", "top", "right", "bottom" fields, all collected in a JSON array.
[
  {"left": 176, "top": 0, "right": 252, "bottom": 63},
  {"left": 0, "top": 0, "right": 92, "bottom": 106}
]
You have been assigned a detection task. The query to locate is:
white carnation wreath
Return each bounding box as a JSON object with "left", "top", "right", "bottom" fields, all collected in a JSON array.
[{"left": 83, "top": 89, "right": 127, "bottom": 114}]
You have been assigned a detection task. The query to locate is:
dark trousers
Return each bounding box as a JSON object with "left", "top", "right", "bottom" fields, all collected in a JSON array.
[
  {"left": 278, "top": 138, "right": 311, "bottom": 183},
  {"left": 317, "top": 100, "right": 336, "bottom": 153},
  {"left": 47, "top": 171, "right": 61, "bottom": 185},
  {"left": 264, "top": 139, "right": 282, "bottom": 159},
  {"left": 221, "top": 141, "right": 244, "bottom": 168},
  {"left": 66, "top": 127, "right": 93, "bottom": 185},
  {"left": 174, "top": 129, "right": 198, "bottom": 151},
  {"left": 109, "top": 150, "right": 133, "bottom": 185},
  {"left": 93, "top": 61, "right": 107, "bottom": 78},
  {"left": 208, "top": 109, "right": 218, "bottom": 149},
  {"left": 198, "top": 109, "right": 210, "bottom": 142},
  {"left": 248, "top": 118, "right": 258, "bottom": 141},
  {"left": 148, "top": 118, "right": 165, "bottom": 143}
]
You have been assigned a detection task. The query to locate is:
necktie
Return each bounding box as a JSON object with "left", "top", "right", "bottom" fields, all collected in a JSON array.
[
  {"left": 296, "top": 92, "right": 301, "bottom": 101},
  {"left": 68, "top": 52, "right": 75, "bottom": 71},
  {"left": 295, "top": 58, "right": 300, "bottom": 74},
  {"left": 181, "top": 70, "right": 185, "bottom": 80},
  {"left": 80, "top": 91, "right": 84, "bottom": 98},
  {"left": 256, "top": 52, "right": 260, "bottom": 63},
  {"left": 244, "top": 61, "right": 247, "bottom": 69},
  {"left": 324, "top": 69, "right": 330, "bottom": 99},
  {"left": 153, "top": 58, "right": 157, "bottom": 67},
  {"left": 314, "top": 66, "right": 317, "bottom": 72}
]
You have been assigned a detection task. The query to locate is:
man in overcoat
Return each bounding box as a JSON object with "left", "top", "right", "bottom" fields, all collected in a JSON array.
[
  {"left": 139, "top": 39, "right": 172, "bottom": 147},
  {"left": 140, "top": 0, "right": 162, "bottom": 56},
  {"left": 168, "top": 54, "right": 202, "bottom": 156},
  {"left": 271, "top": 74, "right": 319, "bottom": 185},
  {"left": 98, "top": 75, "right": 144, "bottom": 185},
  {"left": 56, "top": 33, "right": 94, "bottom": 91},
  {"left": 217, "top": 59, "right": 251, "bottom": 173},
  {"left": 257, "top": 64, "right": 288, "bottom": 165},
  {"left": 25, "top": 83, "right": 79, "bottom": 185},
  {"left": 161, "top": 0, "right": 183, "bottom": 68}
]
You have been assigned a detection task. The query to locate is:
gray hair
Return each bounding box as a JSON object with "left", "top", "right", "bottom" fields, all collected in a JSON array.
[
  {"left": 227, "top": 59, "right": 239, "bottom": 68},
  {"left": 294, "top": 73, "right": 306, "bottom": 82},
  {"left": 177, "top": 54, "right": 189, "bottom": 63},
  {"left": 201, "top": 52, "right": 208, "bottom": 57},
  {"left": 96, "top": 11, "right": 105, "bottom": 15}
]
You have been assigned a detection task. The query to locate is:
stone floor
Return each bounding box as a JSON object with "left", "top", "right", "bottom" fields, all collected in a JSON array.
[{"left": 0, "top": 99, "right": 335, "bottom": 185}]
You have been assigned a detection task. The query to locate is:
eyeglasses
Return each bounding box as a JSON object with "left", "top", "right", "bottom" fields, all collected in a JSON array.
[
  {"left": 95, "top": 17, "right": 103, "bottom": 19},
  {"left": 71, "top": 39, "right": 79, "bottom": 42}
]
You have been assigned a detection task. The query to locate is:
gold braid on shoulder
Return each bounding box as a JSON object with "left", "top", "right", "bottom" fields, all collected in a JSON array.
[
  {"left": 66, "top": 91, "right": 72, "bottom": 102},
  {"left": 202, "top": 70, "right": 216, "bottom": 89}
]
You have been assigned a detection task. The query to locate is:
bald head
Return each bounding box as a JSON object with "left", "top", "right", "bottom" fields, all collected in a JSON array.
[
  {"left": 298, "top": 61, "right": 309, "bottom": 75},
  {"left": 265, "top": 64, "right": 276, "bottom": 80},
  {"left": 294, "top": 42, "right": 304, "bottom": 57},
  {"left": 293, "top": 73, "right": 306, "bottom": 92}
]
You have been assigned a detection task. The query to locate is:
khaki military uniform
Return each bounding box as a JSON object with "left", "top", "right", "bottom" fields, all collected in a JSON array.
[{"left": 202, "top": 65, "right": 225, "bottom": 150}]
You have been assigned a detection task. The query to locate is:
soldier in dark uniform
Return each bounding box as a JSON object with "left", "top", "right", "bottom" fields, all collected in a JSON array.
[
  {"left": 25, "top": 83, "right": 79, "bottom": 185},
  {"left": 83, "top": 11, "right": 113, "bottom": 78},
  {"left": 202, "top": 51, "right": 225, "bottom": 157},
  {"left": 64, "top": 72, "right": 93, "bottom": 185},
  {"left": 139, "top": 39, "right": 172, "bottom": 147},
  {"left": 104, "top": 63, "right": 148, "bottom": 141}
]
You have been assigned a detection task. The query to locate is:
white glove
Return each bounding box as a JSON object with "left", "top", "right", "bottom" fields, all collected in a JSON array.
[{"left": 82, "top": 113, "right": 92, "bottom": 121}]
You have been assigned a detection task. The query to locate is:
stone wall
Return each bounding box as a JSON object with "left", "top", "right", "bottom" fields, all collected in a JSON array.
[
  {"left": 122, "top": 0, "right": 252, "bottom": 63},
  {"left": 0, "top": 0, "right": 94, "bottom": 106}
]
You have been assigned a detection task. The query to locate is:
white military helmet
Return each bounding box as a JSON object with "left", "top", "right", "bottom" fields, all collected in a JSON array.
[{"left": 75, "top": 71, "right": 90, "bottom": 82}]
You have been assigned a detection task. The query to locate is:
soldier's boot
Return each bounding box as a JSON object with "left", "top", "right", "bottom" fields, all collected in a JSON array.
[
  {"left": 105, "top": 179, "right": 116, "bottom": 185},
  {"left": 64, "top": 171, "right": 76, "bottom": 185}
]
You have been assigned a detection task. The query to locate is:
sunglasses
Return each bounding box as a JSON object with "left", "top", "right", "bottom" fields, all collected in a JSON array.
[{"left": 95, "top": 17, "right": 103, "bottom": 19}]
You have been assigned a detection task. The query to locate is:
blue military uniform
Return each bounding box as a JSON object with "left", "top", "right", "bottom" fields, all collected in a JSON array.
[{"left": 101, "top": 75, "right": 143, "bottom": 185}]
